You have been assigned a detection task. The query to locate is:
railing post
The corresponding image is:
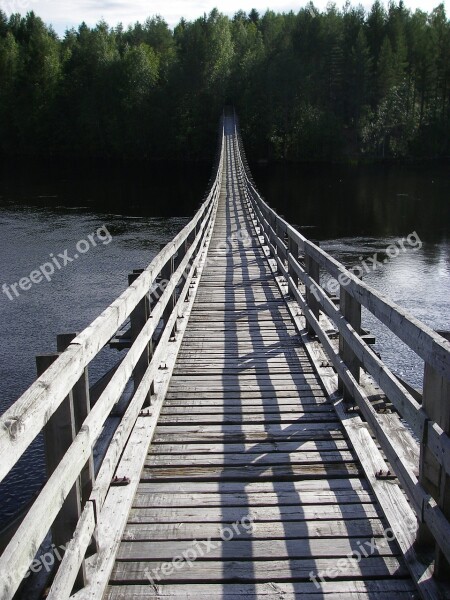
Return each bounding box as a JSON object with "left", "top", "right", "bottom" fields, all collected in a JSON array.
[
  {"left": 274, "top": 218, "right": 286, "bottom": 273},
  {"left": 160, "top": 243, "right": 176, "bottom": 338},
  {"left": 338, "top": 285, "right": 362, "bottom": 404},
  {"left": 288, "top": 234, "right": 299, "bottom": 297},
  {"left": 36, "top": 353, "right": 86, "bottom": 589},
  {"left": 56, "top": 334, "right": 95, "bottom": 507},
  {"left": 416, "top": 335, "right": 450, "bottom": 580},
  {"left": 177, "top": 239, "right": 189, "bottom": 292},
  {"left": 128, "top": 272, "right": 152, "bottom": 406},
  {"left": 267, "top": 214, "right": 276, "bottom": 258},
  {"left": 305, "top": 248, "right": 320, "bottom": 337}
]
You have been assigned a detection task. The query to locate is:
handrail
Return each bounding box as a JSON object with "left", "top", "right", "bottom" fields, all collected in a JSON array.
[
  {"left": 0, "top": 120, "right": 226, "bottom": 599},
  {"left": 233, "top": 117, "right": 450, "bottom": 577}
]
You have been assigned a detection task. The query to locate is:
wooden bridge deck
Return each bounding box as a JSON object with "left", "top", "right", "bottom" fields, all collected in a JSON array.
[
  {"left": 4, "top": 113, "right": 449, "bottom": 600},
  {"left": 105, "top": 120, "right": 417, "bottom": 598}
]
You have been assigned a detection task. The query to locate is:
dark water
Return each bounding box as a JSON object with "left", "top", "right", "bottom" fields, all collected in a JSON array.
[
  {"left": 0, "top": 158, "right": 449, "bottom": 528},
  {"left": 254, "top": 161, "right": 450, "bottom": 389}
]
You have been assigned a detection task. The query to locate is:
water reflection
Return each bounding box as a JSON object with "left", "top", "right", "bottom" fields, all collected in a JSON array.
[{"left": 254, "top": 161, "right": 450, "bottom": 242}]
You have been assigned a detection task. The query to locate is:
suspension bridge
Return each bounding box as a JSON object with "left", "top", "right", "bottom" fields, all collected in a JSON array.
[{"left": 0, "top": 111, "right": 449, "bottom": 600}]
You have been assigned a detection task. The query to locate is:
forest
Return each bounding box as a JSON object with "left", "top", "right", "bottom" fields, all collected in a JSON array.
[{"left": 0, "top": 2, "right": 449, "bottom": 162}]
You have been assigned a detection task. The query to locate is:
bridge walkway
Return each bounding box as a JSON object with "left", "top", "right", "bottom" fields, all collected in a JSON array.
[{"left": 104, "top": 117, "right": 416, "bottom": 599}]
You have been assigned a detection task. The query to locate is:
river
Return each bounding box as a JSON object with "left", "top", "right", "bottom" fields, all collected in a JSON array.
[{"left": 0, "top": 157, "right": 448, "bottom": 527}]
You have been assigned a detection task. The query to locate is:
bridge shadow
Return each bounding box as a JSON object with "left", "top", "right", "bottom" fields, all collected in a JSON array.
[{"left": 216, "top": 120, "right": 397, "bottom": 597}]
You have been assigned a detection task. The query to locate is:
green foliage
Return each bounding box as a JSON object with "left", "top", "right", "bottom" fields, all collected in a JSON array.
[{"left": 0, "top": 4, "right": 448, "bottom": 161}]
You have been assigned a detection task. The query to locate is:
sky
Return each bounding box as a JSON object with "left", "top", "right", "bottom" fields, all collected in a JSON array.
[{"left": 0, "top": 0, "right": 447, "bottom": 36}]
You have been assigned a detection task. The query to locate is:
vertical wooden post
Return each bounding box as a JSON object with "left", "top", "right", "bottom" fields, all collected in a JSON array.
[
  {"left": 36, "top": 354, "right": 86, "bottom": 589},
  {"left": 305, "top": 248, "right": 320, "bottom": 337},
  {"left": 177, "top": 239, "right": 189, "bottom": 292},
  {"left": 267, "top": 213, "right": 274, "bottom": 261},
  {"left": 160, "top": 244, "right": 176, "bottom": 338},
  {"left": 129, "top": 272, "right": 152, "bottom": 406},
  {"left": 274, "top": 218, "right": 285, "bottom": 273},
  {"left": 338, "top": 286, "right": 362, "bottom": 404},
  {"left": 417, "top": 334, "right": 450, "bottom": 580},
  {"left": 56, "top": 334, "right": 94, "bottom": 506},
  {"left": 288, "top": 234, "right": 299, "bottom": 297}
]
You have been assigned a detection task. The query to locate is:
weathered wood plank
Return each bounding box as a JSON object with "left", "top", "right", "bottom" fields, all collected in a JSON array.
[
  {"left": 109, "top": 556, "right": 408, "bottom": 583},
  {"left": 148, "top": 440, "right": 349, "bottom": 454},
  {"left": 146, "top": 450, "right": 354, "bottom": 467},
  {"left": 104, "top": 580, "right": 417, "bottom": 600},
  {"left": 152, "top": 423, "right": 346, "bottom": 443},
  {"left": 132, "top": 488, "right": 372, "bottom": 508},
  {"left": 122, "top": 517, "right": 384, "bottom": 541},
  {"left": 156, "top": 413, "right": 338, "bottom": 425},
  {"left": 116, "top": 537, "right": 398, "bottom": 562},
  {"left": 134, "top": 477, "right": 368, "bottom": 495}
]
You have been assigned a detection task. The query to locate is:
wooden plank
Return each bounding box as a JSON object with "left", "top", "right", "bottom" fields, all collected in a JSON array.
[
  {"left": 163, "top": 397, "right": 328, "bottom": 406},
  {"left": 160, "top": 405, "right": 333, "bottom": 415},
  {"left": 57, "top": 333, "right": 95, "bottom": 507},
  {"left": 152, "top": 423, "right": 345, "bottom": 443},
  {"left": 418, "top": 357, "right": 450, "bottom": 577},
  {"left": 123, "top": 518, "right": 384, "bottom": 541},
  {"left": 338, "top": 284, "right": 361, "bottom": 402},
  {"left": 132, "top": 487, "right": 373, "bottom": 507},
  {"left": 156, "top": 413, "right": 337, "bottom": 425},
  {"left": 46, "top": 501, "right": 96, "bottom": 599},
  {"left": 161, "top": 391, "right": 325, "bottom": 401},
  {"left": 146, "top": 449, "right": 354, "bottom": 466},
  {"left": 116, "top": 537, "right": 398, "bottom": 562},
  {"left": 109, "top": 556, "right": 408, "bottom": 583},
  {"left": 166, "top": 381, "right": 324, "bottom": 390},
  {"left": 169, "top": 373, "right": 319, "bottom": 382},
  {"left": 148, "top": 440, "right": 349, "bottom": 455},
  {"left": 104, "top": 580, "right": 418, "bottom": 599},
  {"left": 128, "top": 271, "right": 152, "bottom": 407},
  {"left": 140, "top": 463, "right": 360, "bottom": 481},
  {"left": 134, "top": 477, "right": 368, "bottom": 495}
]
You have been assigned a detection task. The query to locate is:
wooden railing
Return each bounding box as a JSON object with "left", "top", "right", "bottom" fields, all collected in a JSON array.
[
  {"left": 234, "top": 119, "right": 450, "bottom": 581},
  {"left": 0, "top": 121, "right": 225, "bottom": 599}
]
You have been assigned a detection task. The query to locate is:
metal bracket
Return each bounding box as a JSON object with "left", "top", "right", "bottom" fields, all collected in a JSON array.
[
  {"left": 375, "top": 469, "right": 396, "bottom": 480},
  {"left": 111, "top": 476, "right": 131, "bottom": 487},
  {"left": 139, "top": 409, "right": 152, "bottom": 417}
]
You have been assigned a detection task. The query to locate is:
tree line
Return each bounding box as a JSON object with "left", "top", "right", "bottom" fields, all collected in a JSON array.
[{"left": 0, "top": 2, "right": 449, "bottom": 162}]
